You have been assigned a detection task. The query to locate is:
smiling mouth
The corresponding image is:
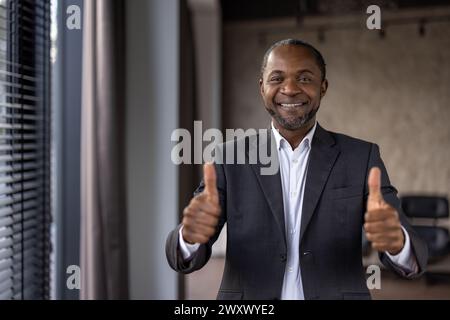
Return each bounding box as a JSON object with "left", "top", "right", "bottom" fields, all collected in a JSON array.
[{"left": 277, "top": 102, "right": 308, "bottom": 108}]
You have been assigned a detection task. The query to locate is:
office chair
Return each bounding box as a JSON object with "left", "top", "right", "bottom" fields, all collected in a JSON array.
[{"left": 400, "top": 196, "right": 450, "bottom": 261}]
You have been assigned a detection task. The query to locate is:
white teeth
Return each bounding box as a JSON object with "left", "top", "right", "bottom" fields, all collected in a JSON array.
[{"left": 280, "top": 102, "right": 305, "bottom": 107}]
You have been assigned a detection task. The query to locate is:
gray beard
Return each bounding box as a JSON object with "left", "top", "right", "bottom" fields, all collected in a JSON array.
[{"left": 267, "top": 105, "right": 319, "bottom": 131}]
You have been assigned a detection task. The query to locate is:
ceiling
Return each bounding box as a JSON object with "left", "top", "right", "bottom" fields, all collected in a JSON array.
[{"left": 220, "top": 0, "right": 450, "bottom": 21}]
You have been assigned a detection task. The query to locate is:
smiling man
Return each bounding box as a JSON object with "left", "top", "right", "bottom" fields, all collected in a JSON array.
[
  {"left": 260, "top": 40, "right": 327, "bottom": 138},
  {"left": 166, "top": 39, "right": 428, "bottom": 300}
]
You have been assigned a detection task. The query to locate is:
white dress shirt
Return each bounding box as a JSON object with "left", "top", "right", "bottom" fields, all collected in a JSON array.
[{"left": 178, "top": 122, "right": 418, "bottom": 299}]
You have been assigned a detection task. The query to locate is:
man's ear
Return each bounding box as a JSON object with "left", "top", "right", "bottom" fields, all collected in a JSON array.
[
  {"left": 259, "top": 78, "right": 264, "bottom": 95},
  {"left": 320, "top": 79, "right": 328, "bottom": 98}
]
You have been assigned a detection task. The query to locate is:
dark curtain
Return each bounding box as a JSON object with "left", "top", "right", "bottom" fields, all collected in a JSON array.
[
  {"left": 178, "top": 0, "right": 198, "bottom": 300},
  {"left": 80, "top": 0, "right": 128, "bottom": 299}
]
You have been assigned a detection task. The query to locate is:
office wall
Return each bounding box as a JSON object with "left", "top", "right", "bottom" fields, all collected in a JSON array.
[
  {"left": 222, "top": 7, "right": 450, "bottom": 208},
  {"left": 126, "top": 0, "right": 179, "bottom": 299},
  {"left": 189, "top": 0, "right": 222, "bottom": 130}
]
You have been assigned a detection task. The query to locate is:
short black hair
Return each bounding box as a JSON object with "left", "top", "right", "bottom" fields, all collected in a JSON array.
[{"left": 260, "top": 39, "right": 327, "bottom": 81}]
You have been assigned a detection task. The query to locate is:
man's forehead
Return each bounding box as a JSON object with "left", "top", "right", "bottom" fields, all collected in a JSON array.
[{"left": 266, "top": 45, "right": 319, "bottom": 71}]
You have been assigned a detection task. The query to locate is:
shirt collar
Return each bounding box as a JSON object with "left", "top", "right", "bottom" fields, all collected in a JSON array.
[{"left": 271, "top": 121, "right": 317, "bottom": 151}]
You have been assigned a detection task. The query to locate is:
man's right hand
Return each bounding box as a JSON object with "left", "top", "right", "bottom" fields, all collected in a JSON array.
[{"left": 181, "top": 163, "right": 221, "bottom": 244}]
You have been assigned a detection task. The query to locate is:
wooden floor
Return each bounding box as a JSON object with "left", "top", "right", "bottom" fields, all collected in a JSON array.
[{"left": 185, "top": 257, "right": 450, "bottom": 300}]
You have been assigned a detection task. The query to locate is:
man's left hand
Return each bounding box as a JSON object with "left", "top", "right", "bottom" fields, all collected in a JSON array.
[{"left": 364, "top": 167, "right": 405, "bottom": 255}]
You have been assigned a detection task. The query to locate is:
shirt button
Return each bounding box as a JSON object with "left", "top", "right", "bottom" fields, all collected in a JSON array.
[
  {"left": 288, "top": 267, "right": 293, "bottom": 272},
  {"left": 293, "top": 159, "right": 298, "bottom": 163}
]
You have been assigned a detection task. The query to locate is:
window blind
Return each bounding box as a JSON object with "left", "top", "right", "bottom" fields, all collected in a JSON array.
[{"left": 0, "top": 0, "right": 51, "bottom": 299}]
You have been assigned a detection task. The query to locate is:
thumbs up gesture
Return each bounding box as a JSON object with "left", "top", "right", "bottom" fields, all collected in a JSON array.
[
  {"left": 364, "top": 167, "right": 405, "bottom": 255},
  {"left": 181, "top": 163, "right": 221, "bottom": 244}
]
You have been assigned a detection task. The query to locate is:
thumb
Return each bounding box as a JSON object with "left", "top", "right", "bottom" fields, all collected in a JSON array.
[
  {"left": 203, "top": 162, "right": 218, "bottom": 201},
  {"left": 367, "top": 167, "right": 384, "bottom": 210}
]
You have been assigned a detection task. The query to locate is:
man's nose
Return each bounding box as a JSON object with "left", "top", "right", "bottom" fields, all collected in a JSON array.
[{"left": 280, "top": 78, "right": 302, "bottom": 96}]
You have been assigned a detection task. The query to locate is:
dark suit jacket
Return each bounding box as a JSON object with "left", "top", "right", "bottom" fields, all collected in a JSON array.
[{"left": 166, "top": 124, "right": 428, "bottom": 300}]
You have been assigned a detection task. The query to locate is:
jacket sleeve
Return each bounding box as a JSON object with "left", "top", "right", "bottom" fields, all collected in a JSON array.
[
  {"left": 365, "top": 143, "right": 428, "bottom": 278},
  {"left": 166, "top": 159, "right": 227, "bottom": 274}
]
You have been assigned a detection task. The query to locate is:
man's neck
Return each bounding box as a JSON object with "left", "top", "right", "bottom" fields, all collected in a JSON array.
[{"left": 273, "top": 119, "right": 316, "bottom": 150}]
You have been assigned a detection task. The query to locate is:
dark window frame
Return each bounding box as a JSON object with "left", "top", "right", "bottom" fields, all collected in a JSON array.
[{"left": 53, "top": 0, "right": 82, "bottom": 300}]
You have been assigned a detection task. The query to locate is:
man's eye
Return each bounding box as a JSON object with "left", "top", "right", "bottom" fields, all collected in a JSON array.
[
  {"left": 269, "top": 77, "right": 282, "bottom": 82},
  {"left": 299, "top": 77, "right": 311, "bottom": 83}
]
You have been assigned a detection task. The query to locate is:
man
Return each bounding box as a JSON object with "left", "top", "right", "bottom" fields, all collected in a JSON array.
[{"left": 166, "top": 39, "right": 428, "bottom": 300}]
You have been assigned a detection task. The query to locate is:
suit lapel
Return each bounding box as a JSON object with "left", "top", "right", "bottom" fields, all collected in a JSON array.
[
  {"left": 246, "top": 124, "right": 340, "bottom": 248},
  {"left": 248, "top": 129, "right": 286, "bottom": 247},
  {"left": 299, "top": 124, "right": 340, "bottom": 245}
]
